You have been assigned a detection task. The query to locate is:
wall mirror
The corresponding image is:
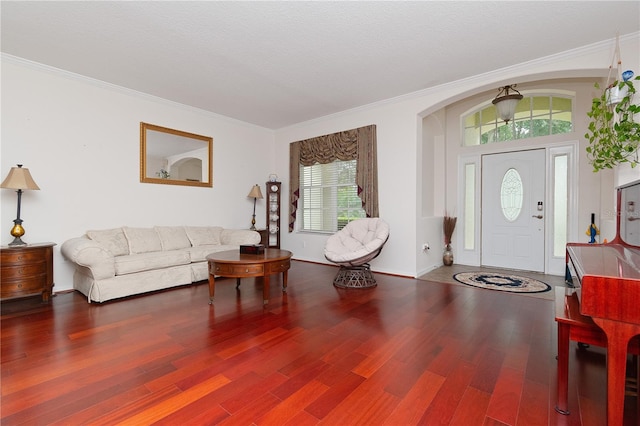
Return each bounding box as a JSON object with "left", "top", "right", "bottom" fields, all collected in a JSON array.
[
  {"left": 140, "top": 122, "right": 213, "bottom": 187},
  {"left": 620, "top": 180, "right": 640, "bottom": 247}
]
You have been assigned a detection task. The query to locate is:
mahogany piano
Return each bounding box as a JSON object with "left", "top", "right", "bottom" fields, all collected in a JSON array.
[{"left": 557, "top": 180, "right": 640, "bottom": 425}]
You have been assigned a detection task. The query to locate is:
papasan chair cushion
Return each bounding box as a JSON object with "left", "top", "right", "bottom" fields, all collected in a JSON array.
[
  {"left": 324, "top": 218, "right": 390, "bottom": 265},
  {"left": 324, "top": 218, "right": 389, "bottom": 288}
]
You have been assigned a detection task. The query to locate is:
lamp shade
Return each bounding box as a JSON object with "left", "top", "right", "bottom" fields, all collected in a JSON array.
[
  {"left": 1, "top": 164, "right": 40, "bottom": 190},
  {"left": 492, "top": 85, "right": 523, "bottom": 123},
  {"left": 247, "top": 184, "right": 263, "bottom": 199}
]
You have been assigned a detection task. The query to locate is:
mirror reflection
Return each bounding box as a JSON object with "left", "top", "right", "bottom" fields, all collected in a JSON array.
[
  {"left": 140, "top": 122, "right": 212, "bottom": 187},
  {"left": 620, "top": 180, "right": 640, "bottom": 247}
]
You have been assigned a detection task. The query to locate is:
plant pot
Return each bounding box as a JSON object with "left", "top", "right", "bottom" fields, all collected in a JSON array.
[
  {"left": 606, "top": 84, "right": 629, "bottom": 106},
  {"left": 443, "top": 244, "right": 454, "bottom": 266}
]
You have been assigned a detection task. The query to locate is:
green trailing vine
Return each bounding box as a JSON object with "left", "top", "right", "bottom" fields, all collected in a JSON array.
[{"left": 585, "top": 75, "right": 640, "bottom": 172}]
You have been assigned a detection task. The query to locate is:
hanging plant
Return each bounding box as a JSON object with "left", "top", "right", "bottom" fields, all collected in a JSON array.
[{"left": 585, "top": 71, "right": 640, "bottom": 172}]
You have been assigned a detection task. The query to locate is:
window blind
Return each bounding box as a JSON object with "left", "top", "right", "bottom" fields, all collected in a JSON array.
[{"left": 300, "top": 160, "right": 365, "bottom": 232}]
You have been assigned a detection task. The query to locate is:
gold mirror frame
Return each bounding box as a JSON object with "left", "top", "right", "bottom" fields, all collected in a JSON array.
[{"left": 140, "top": 122, "right": 213, "bottom": 187}]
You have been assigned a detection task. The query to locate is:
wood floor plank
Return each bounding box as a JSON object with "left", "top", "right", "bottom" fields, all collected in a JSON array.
[
  {"left": 449, "top": 386, "right": 492, "bottom": 425},
  {"left": 419, "top": 359, "right": 477, "bottom": 424},
  {"left": 1, "top": 261, "right": 637, "bottom": 425},
  {"left": 305, "top": 369, "right": 366, "bottom": 419},
  {"left": 485, "top": 366, "right": 524, "bottom": 425},
  {"left": 217, "top": 392, "right": 282, "bottom": 425},
  {"left": 219, "top": 371, "right": 289, "bottom": 414},
  {"left": 113, "top": 374, "right": 231, "bottom": 425},
  {"left": 258, "top": 379, "right": 329, "bottom": 425},
  {"left": 469, "top": 347, "right": 506, "bottom": 394},
  {"left": 382, "top": 369, "right": 446, "bottom": 425},
  {"left": 352, "top": 326, "right": 421, "bottom": 378},
  {"left": 516, "top": 378, "right": 550, "bottom": 425}
]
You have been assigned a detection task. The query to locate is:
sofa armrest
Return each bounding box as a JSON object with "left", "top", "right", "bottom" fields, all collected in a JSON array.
[
  {"left": 220, "top": 229, "right": 261, "bottom": 245},
  {"left": 61, "top": 236, "right": 116, "bottom": 280}
]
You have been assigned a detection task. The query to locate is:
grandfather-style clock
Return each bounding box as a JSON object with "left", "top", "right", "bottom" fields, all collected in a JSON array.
[{"left": 265, "top": 181, "right": 281, "bottom": 248}]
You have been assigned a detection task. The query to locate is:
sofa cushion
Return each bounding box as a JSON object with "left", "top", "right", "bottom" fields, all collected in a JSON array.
[
  {"left": 123, "top": 227, "right": 163, "bottom": 254},
  {"left": 155, "top": 226, "right": 192, "bottom": 251},
  {"left": 86, "top": 228, "right": 129, "bottom": 256},
  {"left": 115, "top": 250, "right": 191, "bottom": 275},
  {"left": 185, "top": 226, "right": 223, "bottom": 246},
  {"left": 221, "top": 229, "right": 261, "bottom": 245},
  {"left": 189, "top": 245, "right": 238, "bottom": 262}
]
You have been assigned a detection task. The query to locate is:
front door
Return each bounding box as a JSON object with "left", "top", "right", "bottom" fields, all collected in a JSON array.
[{"left": 481, "top": 149, "right": 545, "bottom": 272}]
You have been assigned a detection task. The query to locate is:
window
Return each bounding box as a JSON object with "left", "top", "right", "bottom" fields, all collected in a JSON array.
[
  {"left": 463, "top": 94, "right": 573, "bottom": 146},
  {"left": 289, "top": 125, "right": 378, "bottom": 233},
  {"left": 300, "top": 160, "right": 365, "bottom": 233},
  {"left": 500, "top": 168, "right": 523, "bottom": 222}
]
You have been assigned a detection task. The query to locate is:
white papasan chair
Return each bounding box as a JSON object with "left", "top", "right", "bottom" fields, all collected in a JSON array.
[{"left": 324, "top": 218, "right": 390, "bottom": 288}]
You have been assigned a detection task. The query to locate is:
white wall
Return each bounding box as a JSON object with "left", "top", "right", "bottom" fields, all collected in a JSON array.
[
  {"left": 273, "top": 33, "right": 640, "bottom": 278},
  {"left": 1, "top": 57, "right": 275, "bottom": 292}
]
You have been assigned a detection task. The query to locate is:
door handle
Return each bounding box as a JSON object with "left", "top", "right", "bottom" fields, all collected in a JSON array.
[{"left": 532, "top": 215, "right": 543, "bottom": 219}]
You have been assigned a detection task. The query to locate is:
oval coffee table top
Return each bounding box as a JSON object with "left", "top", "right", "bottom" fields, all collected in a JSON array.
[{"left": 206, "top": 249, "right": 292, "bottom": 264}]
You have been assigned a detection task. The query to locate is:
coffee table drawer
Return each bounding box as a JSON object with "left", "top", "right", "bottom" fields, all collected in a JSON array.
[
  {"left": 268, "top": 259, "right": 291, "bottom": 273},
  {"left": 212, "top": 263, "right": 264, "bottom": 276}
]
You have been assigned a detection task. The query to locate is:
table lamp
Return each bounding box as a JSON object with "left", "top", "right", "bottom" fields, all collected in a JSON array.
[
  {"left": 1, "top": 164, "right": 40, "bottom": 246},
  {"left": 247, "top": 184, "right": 263, "bottom": 230}
]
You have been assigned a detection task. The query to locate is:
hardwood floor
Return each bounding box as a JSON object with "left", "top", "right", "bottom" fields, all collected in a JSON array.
[{"left": 1, "top": 261, "right": 638, "bottom": 425}]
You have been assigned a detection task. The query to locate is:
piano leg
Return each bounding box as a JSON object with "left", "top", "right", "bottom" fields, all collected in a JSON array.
[
  {"left": 556, "top": 321, "right": 571, "bottom": 414},
  {"left": 592, "top": 317, "right": 640, "bottom": 426}
]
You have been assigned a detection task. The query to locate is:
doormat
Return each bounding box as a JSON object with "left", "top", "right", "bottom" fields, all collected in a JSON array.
[{"left": 453, "top": 272, "right": 552, "bottom": 294}]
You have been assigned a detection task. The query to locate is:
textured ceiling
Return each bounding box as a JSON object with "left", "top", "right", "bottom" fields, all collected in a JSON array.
[{"left": 2, "top": 1, "right": 639, "bottom": 129}]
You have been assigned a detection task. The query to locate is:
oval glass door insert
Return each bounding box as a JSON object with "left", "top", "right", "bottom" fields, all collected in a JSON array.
[{"left": 500, "top": 168, "right": 523, "bottom": 221}]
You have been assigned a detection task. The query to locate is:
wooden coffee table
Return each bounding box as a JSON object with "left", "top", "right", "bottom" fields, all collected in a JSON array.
[{"left": 206, "top": 249, "right": 292, "bottom": 305}]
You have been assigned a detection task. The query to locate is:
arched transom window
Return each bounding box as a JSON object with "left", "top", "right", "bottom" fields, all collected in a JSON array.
[{"left": 462, "top": 93, "right": 573, "bottom": 146}]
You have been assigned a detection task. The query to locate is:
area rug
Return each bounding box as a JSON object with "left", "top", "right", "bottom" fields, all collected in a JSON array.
[{"left": 453, "top": 272, "right": 552, "bottom": 294}]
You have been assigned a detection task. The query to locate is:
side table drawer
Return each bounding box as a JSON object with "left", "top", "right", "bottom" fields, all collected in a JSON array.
[
  {"left": 1, "top": 262, "right": 47, "bottom": 280},
  {"left": 1, "top": 249, "right": 47, "bottom": 265},
  {"left": 212, "top": 263, "right": 264, "bottom": 276},
  {"left": 1, "top": 275, "right": 47, "bottom": 300}
]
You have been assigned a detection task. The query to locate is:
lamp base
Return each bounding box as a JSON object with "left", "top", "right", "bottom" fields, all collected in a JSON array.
[
  {"left": 8, "top": 236, "right": 27, "bottom": 247},
  {"left": 8, "top": 220, "right": 27, "bottom": 246}
]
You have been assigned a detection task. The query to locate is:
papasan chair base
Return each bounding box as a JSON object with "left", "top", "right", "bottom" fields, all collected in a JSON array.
[{"left": 333, "top": 263, "right": 376, "bottom": 288}]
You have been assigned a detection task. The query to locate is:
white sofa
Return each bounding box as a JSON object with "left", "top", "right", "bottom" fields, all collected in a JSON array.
[{"left": 61, "top": 226, "right": 260, "bottom": 303}]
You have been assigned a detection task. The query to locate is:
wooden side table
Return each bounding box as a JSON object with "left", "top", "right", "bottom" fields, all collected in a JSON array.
[{"left": 1, "top": 242, "right": 56, "bottom": 303}]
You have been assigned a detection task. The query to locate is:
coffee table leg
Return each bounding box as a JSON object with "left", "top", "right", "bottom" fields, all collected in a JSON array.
[
  {"left": 208, "top": 271, "right": 215, "bottom": 304},
  {"left": 282, "top": 270, "right": 288, "bottom": 293},
  {"left": 263, "top": 274, "right": 270, "bottom": 305}
]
